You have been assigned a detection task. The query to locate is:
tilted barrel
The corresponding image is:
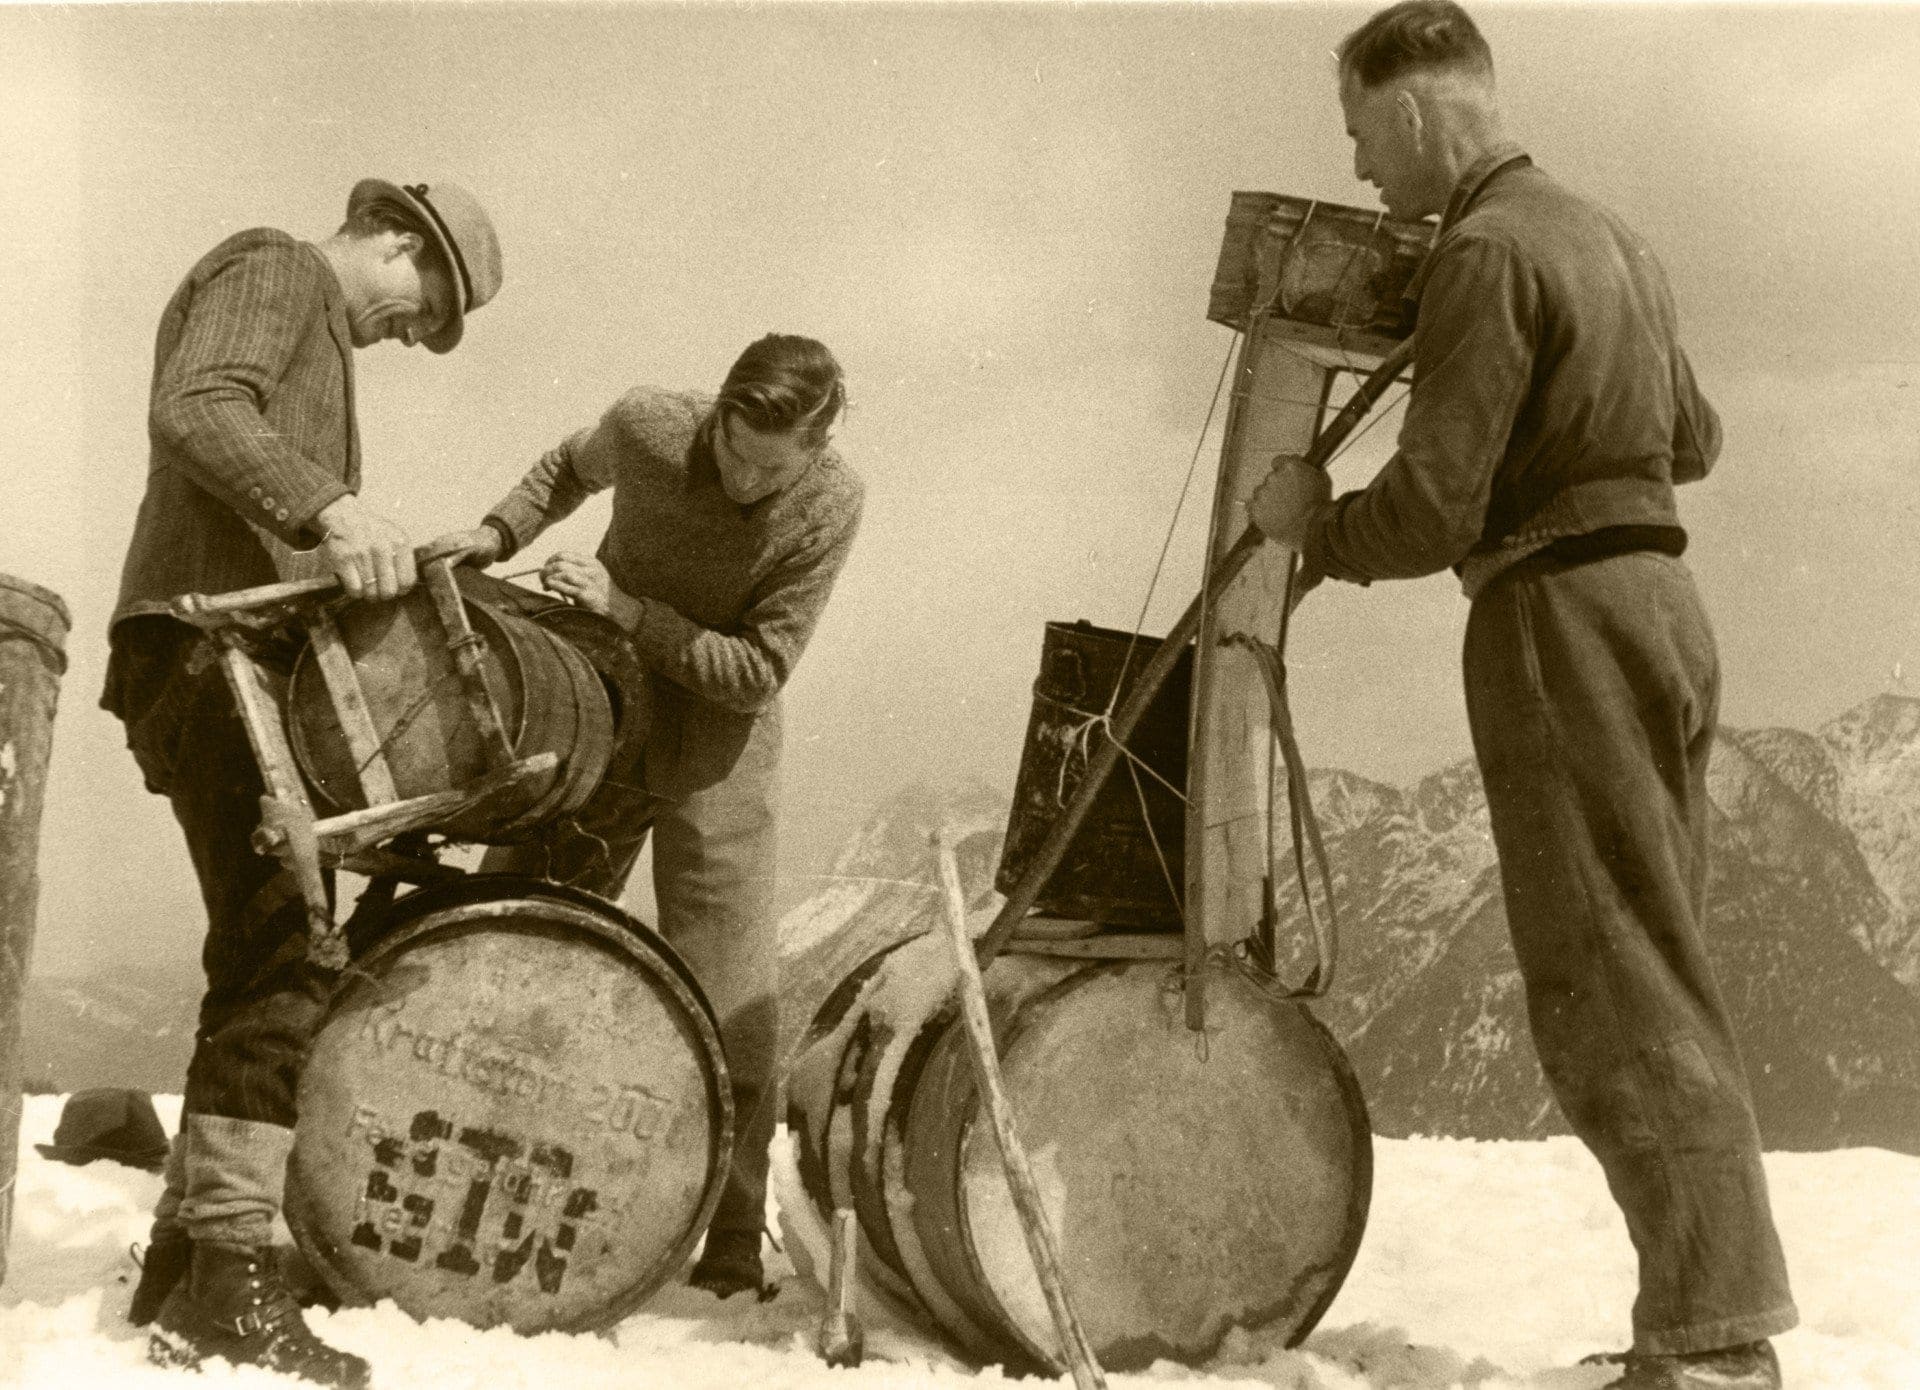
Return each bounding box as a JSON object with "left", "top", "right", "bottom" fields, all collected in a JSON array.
[
  {"left": 285, "top": 876, "right": 730, "bottom": 1333},
  {"left": 784, "top": 931, "right": 1373, "bottom": 1372},
  {"left": 285, "top": 570, "right": 615, "bottom": 843}
]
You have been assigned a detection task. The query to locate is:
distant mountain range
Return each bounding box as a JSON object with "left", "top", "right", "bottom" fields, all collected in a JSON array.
[
  {"left": 17, "top": 968, "right": 200, "bottom": 1095},
  {"left": 21, "top": 695, "right": 1920, "bottom": 1156},
  {"left": 776, "top": 694, "right": 1920, "bottom": 1157}
]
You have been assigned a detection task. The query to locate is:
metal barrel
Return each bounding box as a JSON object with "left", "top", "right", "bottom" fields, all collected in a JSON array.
[
  {"left": 286, "top": 570, "right": 615, "bottom": 843},
  {"left": 785, "top": 938, "right": 1373, "bottom": 1372},
  {"left": 0, "top": 574, "right": 69, "bottom": 1288},
  {"left": 285, "top": 876, "right": 731, "bottom": 1333}
]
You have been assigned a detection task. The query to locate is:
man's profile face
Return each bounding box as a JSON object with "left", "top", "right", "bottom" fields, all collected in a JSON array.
[
  {"left": 1339, "top": 70, "right": 1432, "bottom": 220},
  {"left": 349, "top": 233, "right": 455, "bottom": 350},
  {"left": 714, "top": 413, "right": 822, "bottom": 505}
]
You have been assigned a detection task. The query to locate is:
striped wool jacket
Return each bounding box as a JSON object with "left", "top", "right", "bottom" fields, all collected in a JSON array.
[{"left": 111, "top": 228, "right": 361, "bottom": 629}]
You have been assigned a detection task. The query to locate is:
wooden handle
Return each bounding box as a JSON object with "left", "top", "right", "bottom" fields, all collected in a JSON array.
[
  {"left": 935, "top": 831, "right": 1107, "bottom": 1390},
  {"left": 171, "top": 538, "right": 490, "bottom": 625}
]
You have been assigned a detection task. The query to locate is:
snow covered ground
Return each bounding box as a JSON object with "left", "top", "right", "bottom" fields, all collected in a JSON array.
[{"left": 3, "top": 1093, "right": 1915, "bottom": 1389}]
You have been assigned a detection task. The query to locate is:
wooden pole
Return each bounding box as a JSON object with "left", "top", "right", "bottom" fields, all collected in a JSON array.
[
  {"left": 974, "top": 334, "right": 1413, "bottom": 967},
  {"left": 0, "top": 575, "right": 70, "bottom": 1287},
  {"left": 934, "top": 831, "right": 1107, "bottom": 1390},
  {"left": 815, "top": 1207, "right": 865, "bottom": 1368}
]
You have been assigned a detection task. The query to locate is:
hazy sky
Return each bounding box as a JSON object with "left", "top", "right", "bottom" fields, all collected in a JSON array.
[{"left": 4, "top": 2, "right": 1917, "bottom": 978}]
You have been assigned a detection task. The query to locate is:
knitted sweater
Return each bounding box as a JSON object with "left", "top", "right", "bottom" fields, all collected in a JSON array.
[{"left": 485, "top": 387, "right": 864, "bottom": 714}]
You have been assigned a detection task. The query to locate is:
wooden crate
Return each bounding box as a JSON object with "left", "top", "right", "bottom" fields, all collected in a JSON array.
[{"left": 1207, "top": 191, "right": 1434, "bottom": 347}]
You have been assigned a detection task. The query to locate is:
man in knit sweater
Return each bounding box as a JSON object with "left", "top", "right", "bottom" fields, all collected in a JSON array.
[
  {"left": 1247, "top": 6, "right": 1792, "bottom": 1387},
  {"left": 453, "top": 334, "right": 862, "bottom": 1298}
]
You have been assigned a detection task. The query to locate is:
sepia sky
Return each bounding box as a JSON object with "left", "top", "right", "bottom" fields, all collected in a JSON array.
[{"left": 4, "top": 2, "right": 1918, "bottom": 978}]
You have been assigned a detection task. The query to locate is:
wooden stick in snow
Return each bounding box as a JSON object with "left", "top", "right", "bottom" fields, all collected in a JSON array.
[{"left": 933, "top": 831, "right": 1107, "bottom": 1390}]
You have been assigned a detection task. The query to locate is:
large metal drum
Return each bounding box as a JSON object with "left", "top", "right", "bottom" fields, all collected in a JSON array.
[
  {"left": 286, "top": 877, "right": 730, "bottom": 1333},
  {"left": 286, "top": 570, "right": 615, "bottom": 843},
  {"left": 785, "top": 933, "right": 1372, "bottom": 1371}
]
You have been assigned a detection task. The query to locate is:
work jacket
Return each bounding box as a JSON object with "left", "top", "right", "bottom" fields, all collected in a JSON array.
[
  {"left": 1307, "top": 148, "right": 1720, "bottom": 596},
  {"left": 111, "top": 229, "right": 358, "bottom": 632}
]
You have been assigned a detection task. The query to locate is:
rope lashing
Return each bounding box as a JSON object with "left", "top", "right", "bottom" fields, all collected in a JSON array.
[
  {"left": 1219, "top": 631, "right": 1338, "bottom": 998},
  {"left": 1042, "top": 694, "right": 1189, "bottom": 811},
  {"left": 976, "top": 333, "right": 1416, "bottom": 967}
]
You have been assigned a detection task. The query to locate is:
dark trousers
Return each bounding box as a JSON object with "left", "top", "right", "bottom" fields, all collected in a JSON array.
[
  {"left": 1464, "top": 551, "right": 1796, "bottom": 1355},
  {"left": 485, "top": 681, "right": 780, "bottom": 1240},
  {"left": 105, "top": 617, "right": 330, "bottom": 1129}
]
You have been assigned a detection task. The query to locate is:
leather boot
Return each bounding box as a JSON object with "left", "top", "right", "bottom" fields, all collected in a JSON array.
[
  {"left": 149, "top": 1241, "right": 370, "bottom": 1389},
  {"left": 1603, "top": 1340, "right": 1782, "bottom": 1389},
  {"left": 128, "top": 1231, "right": 192, "bottom": 1327}
]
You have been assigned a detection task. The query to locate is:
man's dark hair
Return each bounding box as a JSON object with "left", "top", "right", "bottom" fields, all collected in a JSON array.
[
  {"left": 1339, "top": 0, "right": 1493, "bottom": 89},
  {"left": 717, "top": 334, "right": 847, "bottom": 450}
]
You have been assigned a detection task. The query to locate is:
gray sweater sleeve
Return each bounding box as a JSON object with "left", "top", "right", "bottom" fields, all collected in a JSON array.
[
  {"left": 628, "top": 479, "right": 864, "bottom": 714},
  {"left": 482, "top": 412, "right": 623, "bottom": 559}
]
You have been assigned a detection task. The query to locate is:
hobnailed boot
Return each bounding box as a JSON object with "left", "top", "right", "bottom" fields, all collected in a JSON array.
[
  {"left": 128, "top": 1231, "right": 192, "bottom": 1327},
  {"left": 149, "top": 1242, "right": 370, "bottom": 1389},
  {"left": 688, "top": 1228, "right": 774, "bottom": 1301},
  {"left": 1602, "top": 1339, "right": 1782, "bottom": 1390}
]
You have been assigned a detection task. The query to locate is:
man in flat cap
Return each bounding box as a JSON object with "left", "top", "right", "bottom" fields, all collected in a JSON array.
[
  {"left": 1248, "top": 5, "right": 1793, "bottom": 1387},
  {"left": 103, "top": 178, "right": 502, "bottom": 1388}
]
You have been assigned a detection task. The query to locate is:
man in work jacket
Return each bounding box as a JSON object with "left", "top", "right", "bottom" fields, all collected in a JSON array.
[
  {"left": 454, "top": 333, "right": 863, "bottom": 1300},
  {"left": 1246, "top": 6, "right": 1794, "bottom": 1388},
  {"left": 103, "top": 178, "right": 502, "bottom": 1388}
]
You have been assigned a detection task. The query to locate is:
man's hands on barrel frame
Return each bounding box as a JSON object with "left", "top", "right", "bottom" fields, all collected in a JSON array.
[
  {"left": 425, "top": 524, "right": 507, "bottom": 570},
  {"left": 1247, "top": 453, "right": 1335, "bottom": 594},
  {"left": 314, "top": 494, "right": 419, "bottom": 602},
  {"left": 539, "top": 551, "right": 643, "bottom": 629},
  {"left": 412, "top": 526, "right": 643, "bottom": 629}
]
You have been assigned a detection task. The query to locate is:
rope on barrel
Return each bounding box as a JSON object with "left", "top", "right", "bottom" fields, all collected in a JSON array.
[
  {"left": 355, "top": 670, "right": 471, "bottom": 781},
  {"left": 1045, "top": 692, "right": 1189, "bottom": 920}
]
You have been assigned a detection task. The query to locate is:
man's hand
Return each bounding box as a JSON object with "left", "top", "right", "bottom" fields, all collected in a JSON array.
[
  {"left": 424, "top": 525, "right": 505, "bottom": 569},
  {"left": 314, "top": 495, "right": 416, "bottom": 601},
  {"left": 540, "top": 551, "right": 615, "bottom": 615},
  {"left": 1246, "top": 453, "right": 1332, "bottom": 552}
]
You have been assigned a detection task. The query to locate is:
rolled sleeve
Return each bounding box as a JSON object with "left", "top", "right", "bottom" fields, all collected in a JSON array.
[{"left": 1311, "top": 234, "right": 1538, "bottom": 583}]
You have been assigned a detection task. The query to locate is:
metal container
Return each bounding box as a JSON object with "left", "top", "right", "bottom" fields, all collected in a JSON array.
[
  {"left": 996, "top": 620, "right": 1193, "bottom": 929},
  {"left": 285, "top": 876, "right": 730, "bottom": 1333},
  {"left": 786, "top": 932, "right": 1373, "bottom": 1372},
  {"left": 0, "top": 574, "right": 69, "bottom": 1287},
  {"left": 1208, "top": 190, "right": 1433, "bottom": 337},
  {"left": 285, "top": 570, "right": 615, "bottom": 843}
]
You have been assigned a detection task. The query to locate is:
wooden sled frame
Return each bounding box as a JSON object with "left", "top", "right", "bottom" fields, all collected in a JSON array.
[{"left": 170, "top": 541, "right": 559, "bottom": 967}]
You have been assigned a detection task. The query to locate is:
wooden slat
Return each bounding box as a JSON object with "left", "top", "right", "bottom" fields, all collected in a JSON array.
[
  {"left": 1183, "top": 319, "right": 1331, "bottom": 1024},
  {"left": 313, "top": 753, "right": 558, "bottom": 855},
  {"left": 420, "top": 559, "right": 514, "bottom": 767},
  {"left": 307, "top": 611, "right": 400, "bottom": 806},
  {"left": 217, "top": 638, "right": 313, "bottom": 818}
]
